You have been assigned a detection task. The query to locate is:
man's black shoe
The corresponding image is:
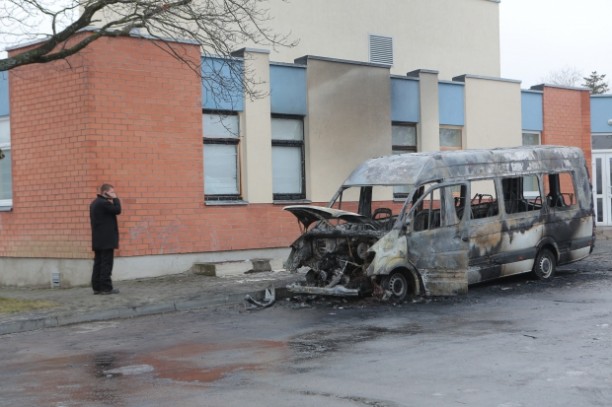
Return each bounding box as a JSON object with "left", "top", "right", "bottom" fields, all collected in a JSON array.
[
  {"left": 99, "top": 289, "right": 120, "bottom": 295},
  {"left": 93, "top": 291, "right": 101, "bottom": 295}
]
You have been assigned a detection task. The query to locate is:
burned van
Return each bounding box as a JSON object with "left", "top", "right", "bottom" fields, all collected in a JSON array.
[{"left": 285, "top": 146, "right": 595, "bottom": 300}]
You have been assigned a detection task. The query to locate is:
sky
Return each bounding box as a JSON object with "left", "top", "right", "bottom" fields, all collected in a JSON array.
[{"left": 500, "top": 0, "right": 612, "bottom": 90}]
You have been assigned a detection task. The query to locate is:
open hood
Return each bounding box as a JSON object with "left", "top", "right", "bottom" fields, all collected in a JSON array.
[{"left": 283, "top": 205, "right": 368, "bottom": 229}]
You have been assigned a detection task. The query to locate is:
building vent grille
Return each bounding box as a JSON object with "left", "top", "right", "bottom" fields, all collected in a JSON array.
[{"left": 369, "top": 35, "right": 393, "bottom": 66}]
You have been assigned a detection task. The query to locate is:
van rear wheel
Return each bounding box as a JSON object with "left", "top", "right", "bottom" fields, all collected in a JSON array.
[
  {"left": 533, "top": 248, "right": 556, "bottom": 280},
  {"left": 382, "top": 271, "right": 409, "bottom": 302}
]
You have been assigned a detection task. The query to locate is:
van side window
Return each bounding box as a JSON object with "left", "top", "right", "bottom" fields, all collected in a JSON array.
[
  {"left": 413, "top": 186, "right": 444, "bottom": 232},
  {"left": 453, "top": 184, "right": 469, "bottom": 221},
  {"left": 468, "top": 179, "right": 498, "bottom": 219},
  {"left": 502, "top": 176, "right": 542, "bottom": 214},
  {"left": 545, "top": 172, "right": 577, "bottom": 209}
]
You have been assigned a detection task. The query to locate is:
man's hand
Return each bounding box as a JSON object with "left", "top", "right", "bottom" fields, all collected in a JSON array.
[{"left": 104, "top": 188, "right": 117, "bottom": 200}]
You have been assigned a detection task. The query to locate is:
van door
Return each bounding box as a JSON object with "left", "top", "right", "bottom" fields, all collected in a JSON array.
[
  {"left": 465, "top": 178, "right": 505, "bottom": 283},
  {"left": 405, "top": 183, "right": 469, "bottom": 296},
  {"left": 497, "top": 175, "right": 545, "bottom": 276},
  {"left": 466, "top": 176, "right": 544, "bottom": 283},
  {"left": 543, "top": 171, "right": 593, "bottom": 264}
]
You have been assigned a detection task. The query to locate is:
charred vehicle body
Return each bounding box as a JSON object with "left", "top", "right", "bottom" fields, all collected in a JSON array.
[{"left": 285, "top": 146, "right": 595, "bottom": 300}]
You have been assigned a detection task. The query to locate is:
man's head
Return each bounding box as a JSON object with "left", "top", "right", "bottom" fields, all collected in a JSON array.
[{"left": 99, "top": 184, "right": 114, "bottom": 195}]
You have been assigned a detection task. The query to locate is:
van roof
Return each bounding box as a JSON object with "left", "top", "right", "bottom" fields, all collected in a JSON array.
[{"left": 343, "top": 145, "right": 586, "bottom": 187}]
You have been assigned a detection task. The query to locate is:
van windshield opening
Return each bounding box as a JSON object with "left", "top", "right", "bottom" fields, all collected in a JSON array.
[{"left": 330, "top": 184, "right": 411, "bottom": 222}]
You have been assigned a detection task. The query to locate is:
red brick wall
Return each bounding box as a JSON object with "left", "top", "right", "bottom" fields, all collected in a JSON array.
[
  {"left": 0, "top": 35, "right": 460, "bottom": 262},
  {"left": 1, "top": 38, "right": 94, "bottom": 258},
  {"left": 0, "top": 35, "right": 303, "bottom": 259},
  {"left": 541, "top": 86, "right": 592, "bottom": 169}
]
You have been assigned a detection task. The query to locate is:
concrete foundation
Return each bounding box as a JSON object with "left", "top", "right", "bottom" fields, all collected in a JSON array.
[{"left": 0, "top": 247, "right": 290, "bottom": 288}]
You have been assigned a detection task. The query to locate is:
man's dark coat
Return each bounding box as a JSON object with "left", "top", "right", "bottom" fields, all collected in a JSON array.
[{"left": 90, "top": 195, "right": 122, "bottom": 250}]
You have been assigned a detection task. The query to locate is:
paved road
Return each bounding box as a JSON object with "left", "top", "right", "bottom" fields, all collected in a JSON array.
[{"left": 2, "top": 244, "right": 611, "bottom": 407}]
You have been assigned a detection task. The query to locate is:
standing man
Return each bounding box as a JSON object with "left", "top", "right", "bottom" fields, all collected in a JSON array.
[{"left": 90, "top": 183, "right": 122, "bottom": 295}]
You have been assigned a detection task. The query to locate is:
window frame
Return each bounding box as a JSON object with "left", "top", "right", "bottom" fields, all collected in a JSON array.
[
  {"left": 467, "top": 178, "right": 499, "bottom": 221},
  {"left": 271, "top": 114, "right": 306, "bottom": 201},
  {"left": 392, "top": 122, "right": 417, "bottom": 199},
  {"left": 545, "top": 171, "right": 577, "bottom": 210},
  {"left": 439, "top": 126, "right": 463, "bottom": 151},
  {"left": 592, "top": 133, "right": 612, "bottom": 150},
  {"left": 202, "top": 110, "right": 242, "bottom": 202},
  {"left": 501, "top": 176, "right": 543, "bottom": 215},
  {"left": 0, "top": 116, "right": 11, "bottom": 209},
  {"left": 392, "top": 122, "right": 417, "bottom": 154},
  {"left": 522, "top": 131, "right": 541, "bottom": 147}
]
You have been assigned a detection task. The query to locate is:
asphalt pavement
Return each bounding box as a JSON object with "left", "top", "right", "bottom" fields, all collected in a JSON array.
[
  {"left": 1, "top": 228, "right": 611, "bottom": 336},
  {"left": 0, "top": 259, "right": 302, "bottom": 335}
]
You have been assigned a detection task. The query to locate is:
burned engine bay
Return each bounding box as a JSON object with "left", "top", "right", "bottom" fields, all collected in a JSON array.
[{"left": 284, "top": 186, "right": 399, "bottom": 298}]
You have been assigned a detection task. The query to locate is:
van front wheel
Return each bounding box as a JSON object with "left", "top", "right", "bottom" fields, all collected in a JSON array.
[
  {"left": 382, "top": 271, "right": 408, "bottom": 302},
  {"left": 533, "top": 248, "right": 556, "bottom": 280}
]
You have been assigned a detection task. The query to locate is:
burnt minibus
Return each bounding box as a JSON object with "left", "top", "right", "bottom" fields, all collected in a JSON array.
[{"left": 284, "top": 146, "right": 595, "bottom": 300}]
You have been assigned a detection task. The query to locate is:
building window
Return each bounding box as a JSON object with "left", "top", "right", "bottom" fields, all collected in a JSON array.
[
  {"left": 392, "top": 123, "right": 417, "bottom": 153},
  {"left": 522, "top": 132, "right": 541, "bottom": 146},
  {"left": 440, "top": 127, "right": 462, "bottom": 151},
  {"left": 203, "top": 112, "right": 241, "bottom": 200},
  {"left": 593, "top": 134, "right": 612, "bottom": 150},
  {"left": 369, "top": 34, "right": 393, "bottom": 66},
  {"left": 392, "top": 123, "right": 416, "bottom": 198},
  {"left": 522, "top": 132, "right": 541, "bottom": 194},
  {"left": 272, "top": 116, "right": 305, "bottom": 200},
  {"left": 0, "top": 117, "right": 11, "bottom": 208}
]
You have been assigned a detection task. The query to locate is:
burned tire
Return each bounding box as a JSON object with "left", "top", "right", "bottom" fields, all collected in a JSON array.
[
  {"left": 382, "top": 271, "right": 409, "bottom": 302},
  {"left": 533, "top": 248, "right": 556, "bottom": 280}
]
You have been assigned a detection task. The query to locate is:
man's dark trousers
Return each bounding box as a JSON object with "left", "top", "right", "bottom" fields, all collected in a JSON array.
[{"left": 92, "top": 249, "right": 114, "bottom": 292}]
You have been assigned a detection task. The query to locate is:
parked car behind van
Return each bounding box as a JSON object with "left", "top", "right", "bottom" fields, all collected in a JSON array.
[{"left": 285, "top": 146, "right": 595, "bottom": 301}]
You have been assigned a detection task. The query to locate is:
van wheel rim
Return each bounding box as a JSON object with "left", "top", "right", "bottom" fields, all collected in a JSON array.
[
  {"left": 388, "top": 273, "right": 407, "bottom": 298},
  {"left": 540, "top": 257, "right": 553, "bottom": 278}
]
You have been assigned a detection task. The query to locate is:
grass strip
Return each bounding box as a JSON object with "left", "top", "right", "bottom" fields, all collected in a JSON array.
[{"left": 0, "top": 297, "right": 57, "bottom": 313}]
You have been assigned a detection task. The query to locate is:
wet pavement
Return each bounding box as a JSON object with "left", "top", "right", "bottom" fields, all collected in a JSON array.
[
  {"left": 1, "top": 227, "right": 611, "bottom": 336},
  {"left": 0, "top": 260, "right": 301, "bottom": 335},
  {"left": 2, "top": 230, "right": 612, "bottom": 406}
]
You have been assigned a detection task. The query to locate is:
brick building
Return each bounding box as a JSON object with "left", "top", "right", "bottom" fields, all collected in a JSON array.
[{"left": 0, "top": 0, "right": 607, "bottom": 286}]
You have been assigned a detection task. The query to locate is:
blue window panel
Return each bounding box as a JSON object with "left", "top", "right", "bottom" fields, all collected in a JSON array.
[
  {"left": 439, "top": 82, "right": 464, "bottom": 126},
  {"left": 521, "top": 90, "right": 543, "bottom": 132},
  {"left": 270, "top": 64, "right": 307, "bottom": 115},
  {"left": 0, "top": 72, "right": 8, "bottom": 117},
  {"left": 591, "top": 96, "right": 612, "bottom": 133},
  {"left": 391, "top": 77, "right": 419, "bottom": 122},
  {"left": 202, "top": 56, "right": 244, "bottom": 111}
]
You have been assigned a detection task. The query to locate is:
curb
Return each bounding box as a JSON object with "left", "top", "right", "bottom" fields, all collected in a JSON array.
[{"left": 0, "top": 285, "right": 293, "bottom": 336}]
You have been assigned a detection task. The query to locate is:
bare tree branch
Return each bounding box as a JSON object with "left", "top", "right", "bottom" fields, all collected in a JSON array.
[
  {"left": 0, "top": 0, "right": 297, "bottom": 101},
  {"left": 540, "top": 67, "right": 583, "bottom": 88}
]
